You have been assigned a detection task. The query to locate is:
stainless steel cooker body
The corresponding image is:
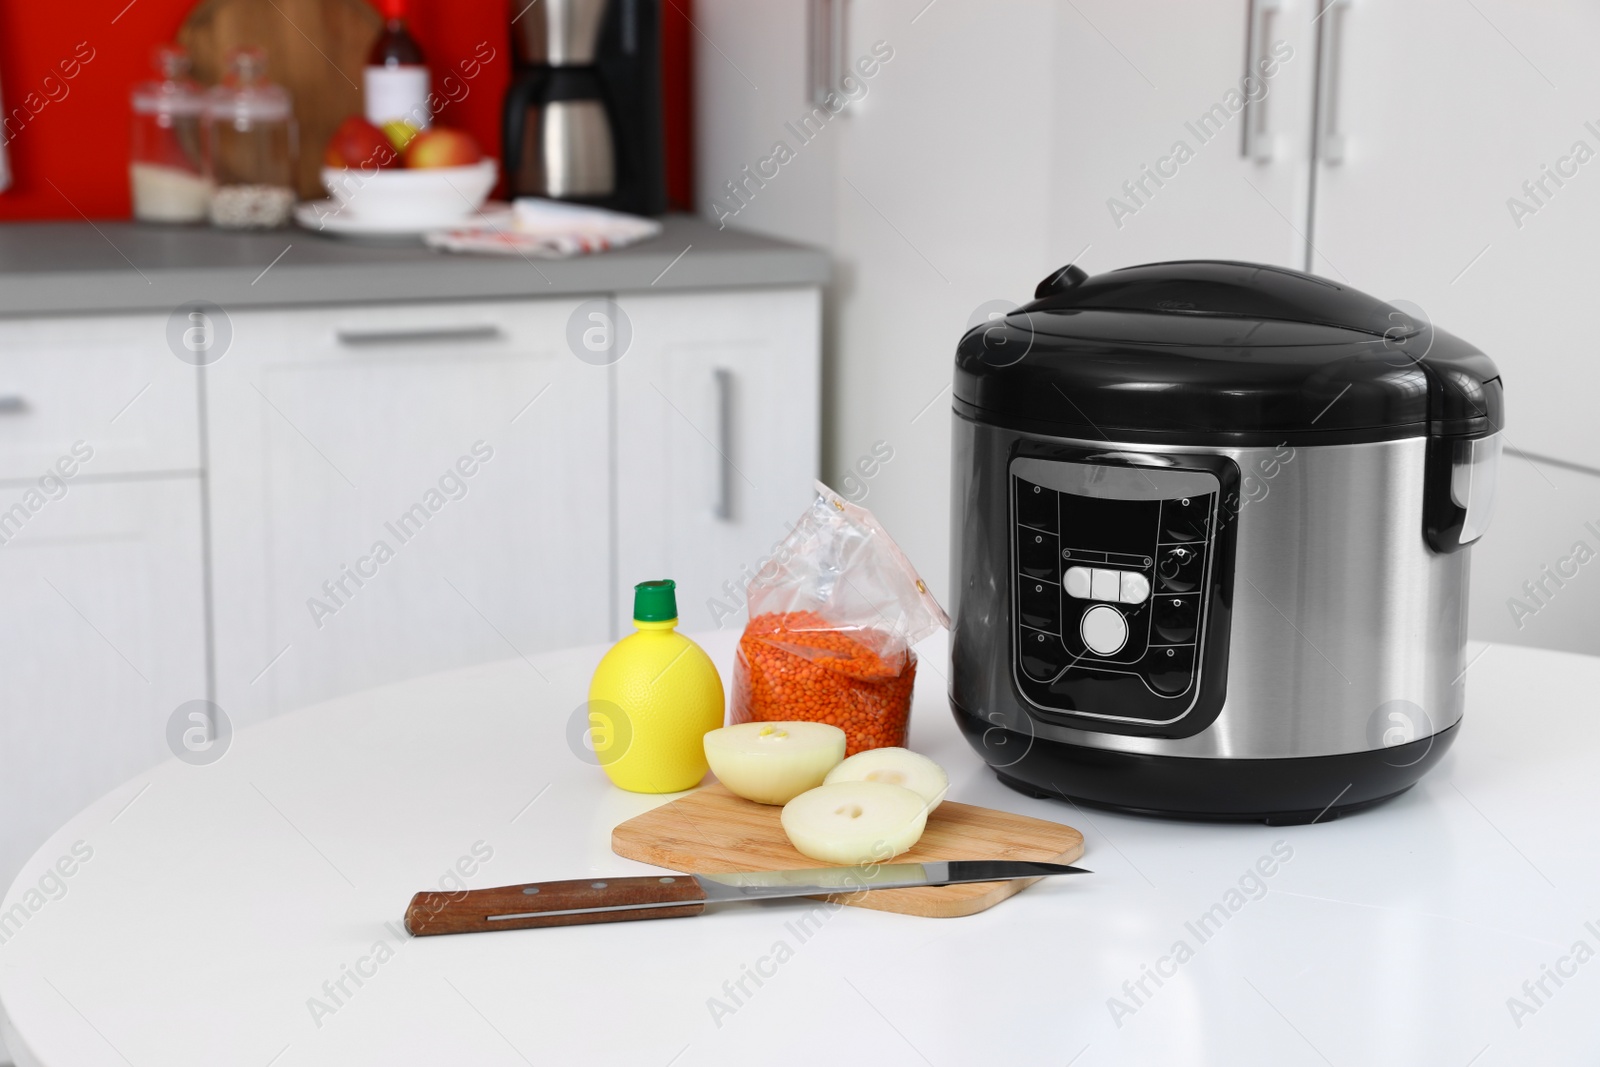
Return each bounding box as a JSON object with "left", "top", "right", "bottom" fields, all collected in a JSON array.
[
  {"left": 950, "top": 415, "right": 1473, "bottom": 763},
  {"left": 947, "top": 259, "right": 1502, "bottom": 820}
]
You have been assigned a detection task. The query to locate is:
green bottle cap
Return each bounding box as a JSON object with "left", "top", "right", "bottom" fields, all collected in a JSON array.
[{"left": 633, "top": 579, "right": 678, "bottom": 622}]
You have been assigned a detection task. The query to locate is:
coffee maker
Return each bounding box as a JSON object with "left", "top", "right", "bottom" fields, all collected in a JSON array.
[{"left": 503, "top": 0, "right": 666, "bottom": 215}]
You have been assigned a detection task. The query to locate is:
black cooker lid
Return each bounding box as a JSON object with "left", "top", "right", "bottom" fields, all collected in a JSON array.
[{"left": 954, "top": 260, "right": 1503, "bottom": 445}]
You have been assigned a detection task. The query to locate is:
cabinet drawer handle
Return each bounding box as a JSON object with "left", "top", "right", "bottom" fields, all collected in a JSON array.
[
  {"left": 0, "top": 395, "right": 28, "bottom": 415},
  {"left": 335, "top": 325, "right": 504, "bottom": 346},
  {"left": 713, "top": 367, "right": 733, "bottom": 521}
]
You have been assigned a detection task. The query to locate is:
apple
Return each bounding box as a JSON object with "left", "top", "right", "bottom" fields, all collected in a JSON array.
[
  {"left": 324, "top": 116, "right": 399, "bottom": 170},
  {"left": 382, "top": 120, "right": 420, "bottom": 153},
  {"left": 403, "top": 126, "right": 483, "bottom": 169}
]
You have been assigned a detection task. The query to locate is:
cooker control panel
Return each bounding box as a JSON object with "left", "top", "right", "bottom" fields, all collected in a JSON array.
[{"left": 1010, "top": 454, "right": 1235, "bottom": 728}]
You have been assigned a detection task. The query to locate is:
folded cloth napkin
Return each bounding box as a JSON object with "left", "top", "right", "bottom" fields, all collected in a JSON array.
[{"left": 424, "top": 198, "right": 663, "bottom": 257}]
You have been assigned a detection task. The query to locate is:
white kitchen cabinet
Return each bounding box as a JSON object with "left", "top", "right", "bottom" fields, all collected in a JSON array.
[
  {"left": 206, "top": 298, "right": 614, "bottom": 727},
  {"left": 1298, "top": 0, "right": 1600, "bottom": 657},
  {"left": 1304, "top": 0, "right": 1600, "bottom": 471},
  {"left": 693, "top": 0, "right": 839, "bottom": 249},
  {"left": 614, "top": 287, "right": 821, "bottom": 633},
  {"left": 0, "top": 476, "right": 206, "bottom": 894},
  {"left": 695, "top": 0, "right": 1319, "bottom": 595},
  {"left": 1467, "top": 456, "right": 1600, "bottom": 657},
  {"left": 836, "top": 0, "right": 1321, "bottom": 595},
  {"left": 0, "top": 230, "right": 821, "bottom": 1067},
  {"left": 0, "top": 314, "right": 200, "bottom": 481},
  {"left": 1037, "top": 0, "right": 1318, "bottom": 268},
  {"left": 696, "top": 0, "right": 1315, "bottom": 265},
  {"left": 698, "top": 0, "right": 1600, "bottom": 657},
  {"left": 829, "top": 0, "right": 1318, "bottom": 280},
  {"left": 0, "top": 278, "right": 824, "bottom": 929}
]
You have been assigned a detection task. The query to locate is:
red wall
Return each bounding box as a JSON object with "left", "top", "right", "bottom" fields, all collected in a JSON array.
[
  {"left": 0, "top": 0, "right": 691, "bottom": 220},
  {"left": 659, "top": 0, "right": 693, "bottom": 211}
]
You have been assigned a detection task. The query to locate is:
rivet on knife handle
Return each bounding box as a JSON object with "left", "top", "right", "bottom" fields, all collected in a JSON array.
[{"left": 404, "top": 875, "right": 708, "bottom": 936}]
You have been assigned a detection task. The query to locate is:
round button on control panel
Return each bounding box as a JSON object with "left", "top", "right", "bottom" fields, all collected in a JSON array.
[{"left": 1080, "top": 604, "right": 1129, "bottom": 656}]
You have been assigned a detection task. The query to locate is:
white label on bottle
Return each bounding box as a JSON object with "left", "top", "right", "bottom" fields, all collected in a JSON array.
[{"left": 364, "top": 66, "right": 433, "bottom": 129}]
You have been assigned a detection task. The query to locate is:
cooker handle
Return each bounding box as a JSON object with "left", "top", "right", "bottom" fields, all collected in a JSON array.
[{"left": 1423, "top": 432, "right": 1501, "bottom": 553}]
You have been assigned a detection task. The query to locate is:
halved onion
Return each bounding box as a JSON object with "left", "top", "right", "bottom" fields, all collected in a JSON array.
[
  {"left": 704, "top": 721, "right": 847, "bottom": 805},
  {"left": 780, "top": 781, "right": 929, "bottom": 865},
  {"left": 823, "top": 747, "right": 948, "bottom": 810}
]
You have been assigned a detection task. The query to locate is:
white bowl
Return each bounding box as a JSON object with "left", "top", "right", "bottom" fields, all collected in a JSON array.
[{"left": 320, "top": 158, "right": 497, "bottom": 227}]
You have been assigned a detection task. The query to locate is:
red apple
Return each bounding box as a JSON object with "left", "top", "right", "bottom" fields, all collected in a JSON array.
[
  {"left": 403, "top": 126, "right": 483, "bottom": 169},
  {"left": 324, "top": 116, "right": 400, "bottom": 170}
]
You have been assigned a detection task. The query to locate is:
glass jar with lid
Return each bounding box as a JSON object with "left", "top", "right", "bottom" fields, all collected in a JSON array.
[
  {"left": 129, "top": 44, "right": 210, "bottom": 223},
  {"left": 204, "top": 47, "right": 298, "bottom": 228}
]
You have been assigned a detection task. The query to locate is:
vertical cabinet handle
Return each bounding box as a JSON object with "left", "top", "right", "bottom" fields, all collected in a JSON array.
[
  {"left": 1241, "top": 0, "right": 1284, "bottom": 162},
  {"left": 1315, "top": 0, "right": 1353, "bottom": 165},
  {"left": 712, "top": 368, "right": 734, "bottom": 521},
  {"left": 808, "top": 0, "right": 849, "bottom": 106}
]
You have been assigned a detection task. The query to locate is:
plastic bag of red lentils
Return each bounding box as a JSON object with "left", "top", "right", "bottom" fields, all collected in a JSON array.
[{"left": 731, "top": 482, "right": 950, "bottom": 756}]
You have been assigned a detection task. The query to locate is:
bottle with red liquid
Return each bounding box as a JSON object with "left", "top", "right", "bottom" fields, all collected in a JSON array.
[{"left": 364, "top": 0, "right": 431, "bottom": 131}]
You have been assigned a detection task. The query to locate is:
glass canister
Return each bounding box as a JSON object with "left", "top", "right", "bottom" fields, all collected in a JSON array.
[
  {"left": 129, "top": 45, "right": 210, "bottom": 223},
  {"left": 204, "top": 47, "right": 297, "bottom": 228}
]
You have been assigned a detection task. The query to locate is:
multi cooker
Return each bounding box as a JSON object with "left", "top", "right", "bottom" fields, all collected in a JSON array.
[{"left": 949, "top": 260, "right": 1503, "bottom": 823}]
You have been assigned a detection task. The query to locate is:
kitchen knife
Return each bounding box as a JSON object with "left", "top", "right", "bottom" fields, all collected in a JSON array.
[{"left": 404, "top": 860, "right": 1090, "bottom": 936}]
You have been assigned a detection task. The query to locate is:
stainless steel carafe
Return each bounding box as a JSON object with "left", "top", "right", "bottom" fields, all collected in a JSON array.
[{"left": 506, "top": 0, "right": 616, "bottom": 199}]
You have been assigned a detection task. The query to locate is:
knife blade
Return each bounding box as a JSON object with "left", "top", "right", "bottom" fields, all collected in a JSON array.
[{"left": 404, "top": 860, "right": 1090, "bottom": 936}]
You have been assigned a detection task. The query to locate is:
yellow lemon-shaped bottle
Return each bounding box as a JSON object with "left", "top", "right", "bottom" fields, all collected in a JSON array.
[{"left": 588, "top": 580, "right": 725, "bottom": 793}]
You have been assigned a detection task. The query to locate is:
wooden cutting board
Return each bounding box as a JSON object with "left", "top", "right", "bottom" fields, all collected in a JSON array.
[
  {"left": 612, "top": 783, "right": 1085, "bottom": 918},
  {"left": 179, "top": 0, "right": 382, "bottom": 199}
]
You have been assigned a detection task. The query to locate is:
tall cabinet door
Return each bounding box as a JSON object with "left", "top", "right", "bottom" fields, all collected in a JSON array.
[
  {"left": 693, "top": 0, "right": 838, "bottom": 246},
  {"left": 1303, "top": 2, "right": 1600, "bottom": 654},
  {"left": 1306, "top": 1, "right": 1600, "bottom": 469},
  {"left": 207, "top": 299, "right": 612, "bottom": 727},
  {"left": 0, "top": 478, "right": 206, "bottom": 893},
  {"left": 827, "top": 0, "right": 1318, "bottom": 589},
  {"left": 1042, "top": 0, "right": 1319, "bottom": 269},
  {"left": 614, "top": 287, "right": 821, "bottom": 634}
]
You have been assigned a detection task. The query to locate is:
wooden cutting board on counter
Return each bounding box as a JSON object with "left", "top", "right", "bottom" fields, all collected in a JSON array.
[
  {"left": 612, "top": 783, "right": 1085, "bottom": 918},
  {"left": 179, "top": 0, "right": 382, "bottom": 200}
]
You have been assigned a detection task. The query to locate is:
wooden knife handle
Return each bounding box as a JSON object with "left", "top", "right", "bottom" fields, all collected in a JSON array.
[{"left": 404, "top": 875, "right": 707, "bottom": 936}]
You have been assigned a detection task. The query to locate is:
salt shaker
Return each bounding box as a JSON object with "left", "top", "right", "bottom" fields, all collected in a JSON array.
[
  {"left": 130, "top": 45, "right": 210, "bottom": 223},
  {"left": 204, "top": 47, "right": 297, "bottom": 228}
]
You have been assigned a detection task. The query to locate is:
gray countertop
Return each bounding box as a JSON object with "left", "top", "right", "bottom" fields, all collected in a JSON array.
[{"left": 0, "top": 214, "right": 829, "bottom": 317}]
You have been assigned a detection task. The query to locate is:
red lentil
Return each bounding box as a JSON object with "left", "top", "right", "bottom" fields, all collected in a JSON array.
[{"left": 732, "top": 610, "right": 916, "bottom": 756}]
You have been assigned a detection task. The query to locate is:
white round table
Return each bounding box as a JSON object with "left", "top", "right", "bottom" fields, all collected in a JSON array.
[{"left": 2, "top": 632, "right": 1597, "bottom": 1066}]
